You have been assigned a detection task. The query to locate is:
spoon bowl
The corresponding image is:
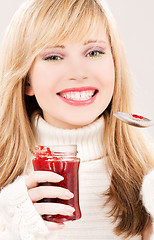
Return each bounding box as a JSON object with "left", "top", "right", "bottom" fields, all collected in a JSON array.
[{"left": 113, "top": 112, "right": 154, "bottom": 128}]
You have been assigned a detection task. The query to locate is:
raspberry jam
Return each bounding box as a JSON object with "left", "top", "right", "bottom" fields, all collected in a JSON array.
[
  {"left": 32, "top": 145, "right": 81, "bottom": 223},
  {"left": 132, "top": 114, "right": 144, "bottom": 120}
]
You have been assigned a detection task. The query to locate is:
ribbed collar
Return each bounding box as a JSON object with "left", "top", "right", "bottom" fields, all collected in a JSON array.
[{"left": 32, "top": 115, "right": 104, "bottom": 162}]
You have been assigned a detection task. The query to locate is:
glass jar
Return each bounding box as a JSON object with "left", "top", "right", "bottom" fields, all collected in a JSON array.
[{"left": 32, "top": 145, "right": 81, "bottom": 223}]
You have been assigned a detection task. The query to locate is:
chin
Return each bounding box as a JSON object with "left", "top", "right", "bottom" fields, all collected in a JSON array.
[{"left": 65, "top": 117, "right": 99, "bottom": 129}]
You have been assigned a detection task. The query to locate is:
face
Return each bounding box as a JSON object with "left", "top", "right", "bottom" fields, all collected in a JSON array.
[{"left": 27, "top": 22, "right": 115, "bottom": 129}]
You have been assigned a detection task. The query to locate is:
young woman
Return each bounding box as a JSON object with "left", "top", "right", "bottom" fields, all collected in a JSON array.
[{"left": 0, "top": 0, "right": 153, "bottom": 239}]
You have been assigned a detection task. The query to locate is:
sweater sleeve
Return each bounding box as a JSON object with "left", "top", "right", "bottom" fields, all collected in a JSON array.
[
  {"left": 142, "top": 170, "right": 154, "bottom": 240},
  {"left": 0, "top": 176, "right": 57, "bottom": 240}
]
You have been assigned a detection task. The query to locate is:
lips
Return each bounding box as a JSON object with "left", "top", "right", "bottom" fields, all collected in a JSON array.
[{"left": 56, "top": 87, "right": 98, "bottom": 106}]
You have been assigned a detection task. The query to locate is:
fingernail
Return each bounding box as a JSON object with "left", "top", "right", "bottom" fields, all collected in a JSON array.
[
  {"left": 57, "top": 175, "right": 64, "bottom": 181},
  {"left": 65, "top": 191, "right": 74, "bottom": 199},
  {"left": 66, "top": 207, "right": 75, "bottom": 214},
  {"left": 57, "top": 223, "right": 65, "bottom": 229}
]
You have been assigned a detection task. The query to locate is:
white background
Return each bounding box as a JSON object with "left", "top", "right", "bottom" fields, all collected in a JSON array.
[{"left": 0, "top": 0, "right": 154, "bottom": 138}]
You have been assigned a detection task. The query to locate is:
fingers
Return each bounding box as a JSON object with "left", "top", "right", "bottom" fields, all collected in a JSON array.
[
  {"left": 25, "top": 170, "right": 74, "bottom": 212},
  {"left": 25, "top": 171, "right": 74, "bottom": 231},
  {"left": 34, "top": 202, "right": 75, "bottom": 216},
  {"left": 25, "top": 171, "right": 64, "bottom": 189},
  {"left": 28, "top": 186, "right": 74, "bottom": 202}
]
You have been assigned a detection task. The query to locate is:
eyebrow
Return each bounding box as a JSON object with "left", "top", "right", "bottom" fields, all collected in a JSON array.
[
  {"left": 83, "top": 40, "right": 107, "bottom": 45},
  {"left": 51, "top": 45, "right": 65, "bottom": 49},
  {"left": 44, "top": 40, "right": 107, "bottom": 50}
]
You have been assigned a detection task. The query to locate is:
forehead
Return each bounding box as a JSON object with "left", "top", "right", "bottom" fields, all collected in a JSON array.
[
  {"left": 84, "top": 21, "right": 108, "bottom": 41},
  {"left": 41, "top": 20, "right": 109, "bottom": 51},
  {"left": 29, "top": 1, "right": 109, "bottom": 54}
]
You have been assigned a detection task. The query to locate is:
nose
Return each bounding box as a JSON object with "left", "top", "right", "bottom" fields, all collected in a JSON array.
[{"left": 67, "top": 59, "right": 88, "bottom": 81}]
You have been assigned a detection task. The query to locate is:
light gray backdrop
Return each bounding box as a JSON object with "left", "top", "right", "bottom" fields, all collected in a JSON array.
[{"left": 0, "top": 0, "right": 154, "bottom": 138}]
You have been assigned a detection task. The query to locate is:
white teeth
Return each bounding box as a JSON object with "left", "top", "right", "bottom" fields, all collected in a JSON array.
[{"left": 60, "top": 90, "right": 95, "bottom": 101}]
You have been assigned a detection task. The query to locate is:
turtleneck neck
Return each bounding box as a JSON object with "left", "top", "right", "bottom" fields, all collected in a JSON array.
[{"left": 32, "top": 115, "right": 104, "bottom": 162}]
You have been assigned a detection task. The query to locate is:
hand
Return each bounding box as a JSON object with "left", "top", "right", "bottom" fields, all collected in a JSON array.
[
  {"left": 142, "top": 222, "right": 153, "bottom": 240},
  {"left": 25, "top": 171, "right": 75, "bottom": 230}
]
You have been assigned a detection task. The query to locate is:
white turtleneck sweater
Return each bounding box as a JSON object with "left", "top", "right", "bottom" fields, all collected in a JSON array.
[{"left": 0, "top": 115, "right": 141, "bottom": 240}]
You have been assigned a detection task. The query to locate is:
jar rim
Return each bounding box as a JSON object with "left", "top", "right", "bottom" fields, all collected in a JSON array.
[
  {"left": 35, "top": 145, "right": 78, "bottom": 156},
  {"left": 46, "top": 145, "right": 77, "bottom": 153}
]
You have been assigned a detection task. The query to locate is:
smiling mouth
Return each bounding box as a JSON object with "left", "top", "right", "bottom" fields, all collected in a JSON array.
[{"left": 57, "top": 89, "right": 98, "bottom": 101}]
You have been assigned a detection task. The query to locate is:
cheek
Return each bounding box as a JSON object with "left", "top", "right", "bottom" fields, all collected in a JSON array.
[
  {"left": 103, "top": 56, "right": 115, "bottom": 83},
  {"left": 30, "top": 65, "right": 60, "bottom": 94},
  {"left": 95, "top": 57, "right": 115, "bottom": 88},
  {"left": 103, "top": 68, "right": 115, "bottom": 100}
]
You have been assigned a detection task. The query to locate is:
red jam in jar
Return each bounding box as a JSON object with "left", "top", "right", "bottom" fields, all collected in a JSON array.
[{"left": 32, "top": 145, "right": 81, "bottom": 223}]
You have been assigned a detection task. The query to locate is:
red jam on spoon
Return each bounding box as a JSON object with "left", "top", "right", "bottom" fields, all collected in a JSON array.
[{"left": 132, "top": 114, "right": 144, "bottom": 120}]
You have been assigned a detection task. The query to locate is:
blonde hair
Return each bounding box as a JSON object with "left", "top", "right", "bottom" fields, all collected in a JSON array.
[{"left": 0, "top": 0, "right": 153, "bottom": 237}]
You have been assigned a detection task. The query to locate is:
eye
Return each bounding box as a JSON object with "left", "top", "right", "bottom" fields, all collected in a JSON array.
[
  {"left": 86, "top": 50, "right": 105, "bottom": 58},
  {"left": 43, "top": 55, "right": 63, "bottom": 61}
]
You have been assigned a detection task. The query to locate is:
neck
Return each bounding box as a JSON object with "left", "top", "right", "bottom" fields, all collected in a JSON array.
[{"left": 32, "top": 115, "right": 105, "bottom": 162}]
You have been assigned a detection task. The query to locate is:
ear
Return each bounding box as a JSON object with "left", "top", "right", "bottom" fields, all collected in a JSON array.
[{"left": 25, "top": 82, "right": 35, "bottom": 96}]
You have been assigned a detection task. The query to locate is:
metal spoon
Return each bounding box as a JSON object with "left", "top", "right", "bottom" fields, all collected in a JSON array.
[{"left": 113, "top": 112, "right": 154, "bottom": 128}]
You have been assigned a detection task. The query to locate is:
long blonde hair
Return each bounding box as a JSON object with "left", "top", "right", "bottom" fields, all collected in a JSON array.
[{"left": 0, "top": 0, "right": 153, "bottom": 237}]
